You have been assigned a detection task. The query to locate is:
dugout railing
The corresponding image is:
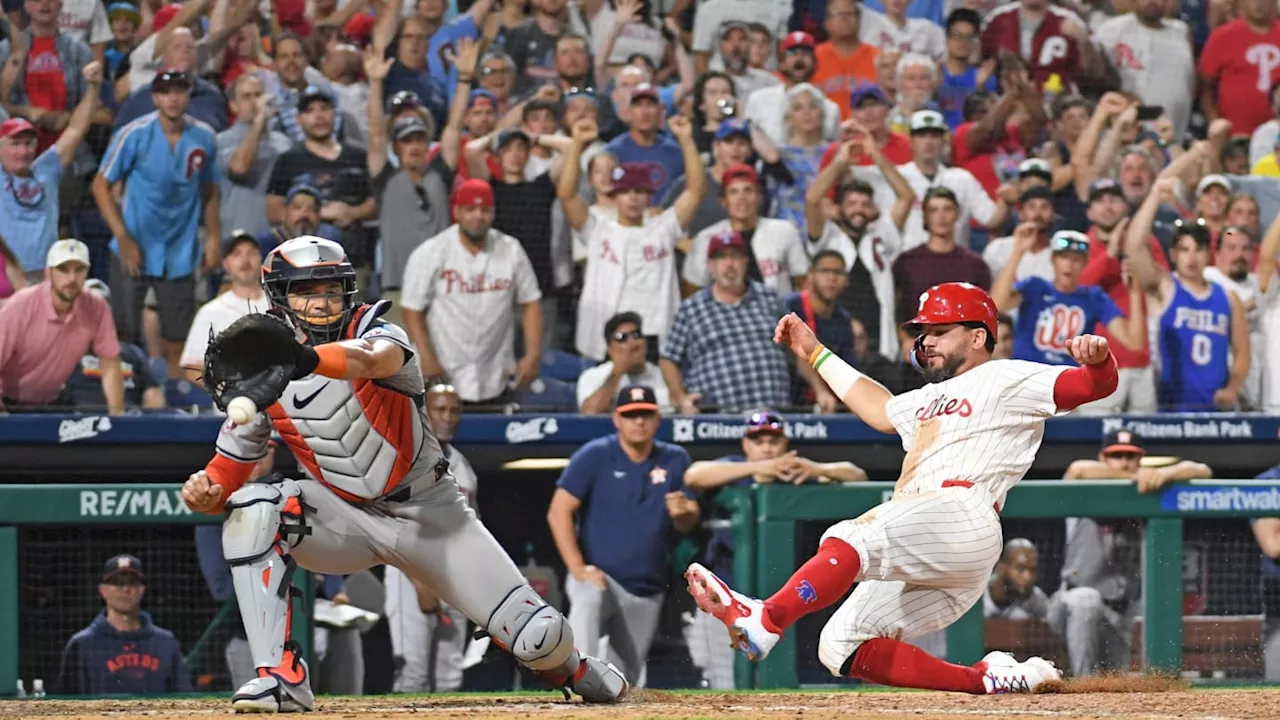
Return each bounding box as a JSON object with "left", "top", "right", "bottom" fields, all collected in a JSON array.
[
  {"left": 726, "top": 480, "right": 1280, "bottom": 690},
  {"left": 0, "top": 485, "right": 315, "bottom": 697}
]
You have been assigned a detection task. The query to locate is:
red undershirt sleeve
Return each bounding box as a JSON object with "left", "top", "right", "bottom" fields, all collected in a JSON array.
[{"left": 1053, "top": 352, "right": 1120, "bottom": 412}]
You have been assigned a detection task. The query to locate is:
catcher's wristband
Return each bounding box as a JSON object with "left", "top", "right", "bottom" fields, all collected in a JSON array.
[
  {"left": 809, "top": 344, "right": 863, "bottom": 398},
  {"left": 312, "top": 344, "right": 349, "bottom": 378}
]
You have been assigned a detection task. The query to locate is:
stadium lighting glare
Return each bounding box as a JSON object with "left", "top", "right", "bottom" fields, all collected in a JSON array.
[{"left": 501, "top": 458, "right": 572, "bottom": 471}]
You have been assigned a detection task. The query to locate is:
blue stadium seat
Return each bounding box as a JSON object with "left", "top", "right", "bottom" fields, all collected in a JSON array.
[
  {"left": 513, "top": 377, "right": 578, "bottom": 412},
  {"left": 541, "top": 349, "right": 595, "bottom": 382},
  {"left": 148, "top": 357, "right": 169, "bottom": 385},
  {"left": 165, "top": 378, "right": 214, "bottom": 409}
]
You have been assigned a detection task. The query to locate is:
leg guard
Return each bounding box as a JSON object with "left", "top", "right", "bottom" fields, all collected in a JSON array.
[
  {"left": 222, "top": 479, "right": 315, "bottom": 712},
  {"left": 485, "top": 585, "right": 628, "bottom": 703}
]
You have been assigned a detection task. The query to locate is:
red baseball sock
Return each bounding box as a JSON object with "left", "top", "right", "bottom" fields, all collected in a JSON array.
[
  {"left": 847, "top": 637, "right": 985, "bottom": 694},
  {"left": 762, "top": 538, "right": 861, "bottom": 632}
]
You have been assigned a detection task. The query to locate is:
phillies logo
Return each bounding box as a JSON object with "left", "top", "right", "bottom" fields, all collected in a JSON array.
[
  {"left": 915, "top": 395, "right": 973, "bottom": 421},
  {"left": 184, "top": 148, "right": 208, "bottom": 180},
  {"left": 1112, "top": 43, "right": 1143, "bottom": 71},
  {"left": 1247, "top": 44, "right": 1280, "bottom": 92},
  {"left": 1034, "top": 303, "right": 1085, "bottom": 353},
  {"left": 598, "top": 239, "right": 620, "bottom": 264},
  {"left": 1037, "top": 36, "right": 1069, "bottom": 68}
]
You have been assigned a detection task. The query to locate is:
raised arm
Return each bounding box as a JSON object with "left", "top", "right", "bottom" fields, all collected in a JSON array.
[
  {"left": 665, "top": 16, "right": 696, "bottom": 106},
  {"left": 365, "top": 45, "right": 393, "bottom": 178},
  {"left": 594, "top": 0, "right": 642, "bottom": 88},
  {"left": 991, "top": 224, "right": 1036, "bottom": 311},
  {"left": 1124, "top": 180, "right": 1171, "bottom": 301},
  {"left": 1072, "top": 91, "right": 1129, "bottom": 201},
  {"left": 54, "top": 61, "right": 103, "bottom": 167},
  {"left": 805, "top": 140, "right": 855, "bottom": 239},
  {"left": 1103, "top": 268, "right": 1146, "bottom": 351},
  {"left": 557, "top": 119, "right": 597, "bottom": 231},
  {"left": 464, "top": 132, "right": 496, "bottom": 180},
  {"left": 852, "top": 119, "right": 915, "bottom": 231},
  {"left": 371, "top": 0, "right": 403, "bottom": 56},
  {"left": 1216, "top": 291, "right": 1249, "bottom": 409},
  {"left": 667, "top": 115, "right": 706, "bottom": 228},
  {"left": 776, "top": 313, "right": 896, "bottom": 434},
  {"left": 439, "top": 38, "right": 482, "bottom": 170}
]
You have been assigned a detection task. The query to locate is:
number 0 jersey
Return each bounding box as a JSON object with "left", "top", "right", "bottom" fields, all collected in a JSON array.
[{"left": 1157, "top": 278, "right": 1231, "bottom": 411}]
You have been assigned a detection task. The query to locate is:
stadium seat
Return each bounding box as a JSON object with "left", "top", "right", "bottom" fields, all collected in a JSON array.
[
  {"left": 541, "top": 349, "right": 595, "bottom": 383},
  {"left": 166, "top": 378, "right": 214, "bottom": 410},
  {"left": 513, "top": 377, "right": 577, "bottom": 412}
]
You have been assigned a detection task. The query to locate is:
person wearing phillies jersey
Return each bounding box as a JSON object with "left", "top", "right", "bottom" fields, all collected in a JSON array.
[
  {"left": 817, "top": 82, "right": 912, "bottom": 189},
  {"left": 399, "top": 178, "right": 544, "bottom": 404},
  {"left": 1074, "top": 178, "right": 1164, "bottom": 414},
  {"left": 951, "top": 68, "right": 1046, "bottom": 200},
  {"left": 992, "top": 227, "right": 1146, "bottom": 365},
  {"left": 863, "top": 0, "right": 946, "bottom": 60},
  {"left": 685, "top": 281, "right": 1120, "bottom": 695},
  {"left": 979, "top": 0, "right": 1100, "bottom": 89},
  {"left": 1126, "top": 179, "right": 1250, "bottom": 411},
  {"left": 1198, "top": 0, "right": 1280, "bottom": 136},
  {"left": 0, "top": 0, "right": 97, "bottom": 154},
  {"left": 685, "top": 165, "right": 810, "bottom": 297},
  {"left": 1092, "top": 0, "right": 1196, "bottom": 138}
]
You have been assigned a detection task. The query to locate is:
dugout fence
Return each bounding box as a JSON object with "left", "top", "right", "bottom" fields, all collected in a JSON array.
[{"left": 724, "top": 480, "right": 1280, "bottom": 689}]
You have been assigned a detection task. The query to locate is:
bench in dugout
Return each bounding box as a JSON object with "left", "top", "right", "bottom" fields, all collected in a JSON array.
[{"left": 984, "top": 615, "right": 1265, "bottom": 677}]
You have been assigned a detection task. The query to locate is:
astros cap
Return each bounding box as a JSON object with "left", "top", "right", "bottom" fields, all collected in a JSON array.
[
  {"left": 102, "top": 554, "right": 145, "bottom": 583},
  {"left": 744, "top": 409, "right": 786, "bottom": 437},
  {"left": 1101, "top": 429, "right": 1145, "bottom": 456},
  {"left": 615, "top": 384, "right": 659, "bottom": 414}
]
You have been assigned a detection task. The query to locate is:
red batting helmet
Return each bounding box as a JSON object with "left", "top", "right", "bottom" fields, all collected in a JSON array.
[{"left": 902, "top": 282, "right": 999, "bottom": 342}]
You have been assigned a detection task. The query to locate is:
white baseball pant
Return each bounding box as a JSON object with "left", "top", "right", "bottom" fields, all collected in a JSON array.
[
  {"left": 816, "top": 485, "right": 1004, "bottom": 676},
  {"left": 565, "top": 573, "right": 663, "bottom": 687}
]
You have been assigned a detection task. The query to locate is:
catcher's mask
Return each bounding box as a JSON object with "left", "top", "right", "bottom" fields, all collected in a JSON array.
[{"left": 262, "top": 236, "right": 358, "bottom": 344}]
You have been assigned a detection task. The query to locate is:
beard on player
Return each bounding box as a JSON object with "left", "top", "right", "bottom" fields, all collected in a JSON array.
[{"left": 922, "top": 345, "right": 967, "bottom": 383}]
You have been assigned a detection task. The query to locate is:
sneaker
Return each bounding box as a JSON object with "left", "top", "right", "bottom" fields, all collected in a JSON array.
[
  {"left": 979, "top": 652, "right": 1062, "bottom": 694},
  {"left": 684, "top": 562, "right": 781, "bottom": 661}
]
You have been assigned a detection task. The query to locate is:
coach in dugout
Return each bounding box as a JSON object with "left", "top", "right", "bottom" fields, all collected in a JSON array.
[
  {"left": 682, "top": 410, "right": 866, "bottom": 688},
  {"left": 547, "top": 384, "right": 699, "bottom": 688},
  {"left": 57, "top": 555, "right": 191, "bottom": 695},
  {"left": 1056, "top": 429, "right": 1212, "bottom": 676}
]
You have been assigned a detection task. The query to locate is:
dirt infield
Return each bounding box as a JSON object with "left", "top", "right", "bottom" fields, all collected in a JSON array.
[{"left": 3, "top": 686, "right": 1278, "bottom": 720}]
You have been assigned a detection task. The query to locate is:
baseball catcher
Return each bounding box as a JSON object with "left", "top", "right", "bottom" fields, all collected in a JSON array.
[{"left": 182, "top": 236, "right": 627, "bottom": 712}]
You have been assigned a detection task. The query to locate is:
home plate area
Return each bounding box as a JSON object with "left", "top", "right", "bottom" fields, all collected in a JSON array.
[{"left": 3, "top": 686, "right": 1277, "bottom": 720}]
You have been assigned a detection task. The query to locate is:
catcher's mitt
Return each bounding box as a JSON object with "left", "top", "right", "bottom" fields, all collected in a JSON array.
[{"left": 203, "top": 313, "right": 312, "bottom": 412}]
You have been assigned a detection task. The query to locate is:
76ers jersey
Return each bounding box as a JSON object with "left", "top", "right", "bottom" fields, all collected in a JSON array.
[
  {"left": 214, "top": 302, "right": 447, "bottom": 501},
  {"left": 885, "top": 359, "right": 1068, "bottom": 509},
  {"left": 1157, "top": 279, "right": 1231, "bottom": 411},
  {"left": 1013, "top": 277, "right": 1123, "bottom": 366}
]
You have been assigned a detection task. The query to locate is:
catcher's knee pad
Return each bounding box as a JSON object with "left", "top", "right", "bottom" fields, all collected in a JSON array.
[
  {"left": 485, "top": 585, "right": 576, "bottom": 672},
  {"left": 223, "top": 479, "right": 310, "bottom": 671}
]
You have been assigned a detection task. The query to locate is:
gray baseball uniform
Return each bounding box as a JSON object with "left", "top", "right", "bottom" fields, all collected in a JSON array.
[{"left": 1051, "top": 517, "right": 1142, "bottom": 676}]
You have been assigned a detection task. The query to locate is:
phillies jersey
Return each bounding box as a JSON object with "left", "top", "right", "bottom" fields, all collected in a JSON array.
[
  {"left": 1197, "top": 19, "right": 1280, "bottom": 135},
  {"left": 214, "top": 303, "right": 448, "bottom": 501},
  {"left": 1012, "top": 277, "right": 1123, "bottom": 366},
  {"left": 980, "top": 3, "right": 1084, "bottom": 86},
  {"left": 1157, "top": 279, "right": 1232, "bottom": 411},
  {"left": 885, "top": 359, "right": 1069, "bottom": 510}
]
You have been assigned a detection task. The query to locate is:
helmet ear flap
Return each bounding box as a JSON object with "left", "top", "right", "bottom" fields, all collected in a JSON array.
[{"left": 909, "top": 334, "right": 927, "bottom": 374}]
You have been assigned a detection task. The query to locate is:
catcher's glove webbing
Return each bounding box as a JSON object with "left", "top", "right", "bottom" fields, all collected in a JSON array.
[{"left": 203, "top": 313, "right": 322, "bottom": 412}]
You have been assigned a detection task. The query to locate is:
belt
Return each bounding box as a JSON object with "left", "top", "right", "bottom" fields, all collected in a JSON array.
[
  {"left": 940, "top": 480, "right": 1001, "bottom": 514},
  {"left": 382, "top": 457, "right": 451, "bottom": 503}
]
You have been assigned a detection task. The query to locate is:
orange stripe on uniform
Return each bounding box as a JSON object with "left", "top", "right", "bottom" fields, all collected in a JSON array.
[
  {"left": 268, "top": 404, "right": 325, "bottom": 483},
  {"left": 205, "top": 454, "right": 256, "bottom": 510},
  {"left": 354, "top": 378, "right": 415, "bottom": 496}
]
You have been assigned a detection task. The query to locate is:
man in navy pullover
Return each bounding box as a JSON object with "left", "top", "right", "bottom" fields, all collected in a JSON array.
[{"left": 57, "top": 555, "right": 191, "bottom": 695}]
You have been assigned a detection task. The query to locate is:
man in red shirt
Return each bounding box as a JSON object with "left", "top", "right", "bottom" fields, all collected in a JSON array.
[
  {"left": 1198, "top": 0, "right": 1280, "bottom": 135},
  {"left": 980, "top": 0, "right": 1100, "bottom": 89},
  {"left": 951, "top": 69, "right": 1046, "bottom": 199},
  {"left": 819, "top": 82, "right": 911, "bottom": 170},
  {"left": 1076, "top": 178, "right": 1165, "bottom": 413}
]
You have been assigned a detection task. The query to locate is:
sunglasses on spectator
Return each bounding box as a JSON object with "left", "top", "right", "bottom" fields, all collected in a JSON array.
[
  {"left": 745, "top": 411, "right": 785, "bottom": 434},
  {"left": 482, "top": 65, "right": 512, "bottom": 76},
  {"left": 389, "top": 92, "right": 421, "bottom": 112},
  {"left": 611, "top": 329, "right": 643, "bottom": 343},
  {"left": 1050, "top": 234, "right": 1089, "bottom": 254},
  {"left": 1173, "top": 217, "right": 1211, "bottom": 245},
  {"left": 153, "top": 71, "right": 192, "bottom": 92},
  {"left": 566, "top": 86, "right": 596, "bottom": 96}
]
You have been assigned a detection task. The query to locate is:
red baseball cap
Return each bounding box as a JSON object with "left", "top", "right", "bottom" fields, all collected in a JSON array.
[
  {"left": 0, "top": 118, "right": 36, "bottom": 139},
  {"left": 152, "top": 3, "right": 181, "bottom": 32},
  {"left": 344, "top": 14, "right": 376, "bottom": 46},
  {"left": 707, "top": 229, "right": 748, "bottom": 259},
  {"left": 607, "top": 163, "right": 657, "bottom": 195},
  {"left": 721, "top": 163, "right": 759, "bottom": 189},
  {"left": 781, "top": 31, "right": 816, "bottom": 53},
  {"left": 454, "top": 178, "right": 495, "bottom": 208},
  {"left": 629, "top": 83, "right": 661, "bottom": 104}
]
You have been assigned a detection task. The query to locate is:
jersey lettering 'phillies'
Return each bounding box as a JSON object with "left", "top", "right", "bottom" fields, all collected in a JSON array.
[
  {"left": 1012, "top": 277, "right": 1123, "bottom": 365},
  {"left": 1157, "top": 279, "right": 1231, "bottom": 411},
  {"left": 885, "top": 359, "right": 1069, "bottom": 508}
]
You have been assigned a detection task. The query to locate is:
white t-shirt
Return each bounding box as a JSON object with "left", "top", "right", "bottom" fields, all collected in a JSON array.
[
  {"left": 1206, "top": 266, "right": 1262, "bottom": 407},
  {"left": 690, "top": 0, "right": 792, "bottom": 53},
  {"left": 885, "top": 359, "right": 1069, "bottom": 509},
  {"left": 179, "top": 290, "right": 271, "bottom": 368},
  {"left": 589, "top": 7, "right": 668, "bottom": 67},
  {"left": 1259, "top": 281, "right": 1280, "bottom": 412},
  {"left": 1093, "top": 14, "right": 1196, "bottom": 137},
  {"left": 59, "top": 0, "right": 112, "bottom": 45},
  {"left": 983, "top": 237, "right": 1055, "bottom": 284},
  {"left": 685, "top": 218, "right": 810, "bottom": 295},
  {"left": 577, "top": 209, "right": 682, "bottom": 360},
  {"left": 862, "top": 15, "right": 946, "bottom": 60},
  {"left": 897, "top": 162, "right": 998, "bottom": 249},
  {"left": 129, "top": 33, "right": 215, "bottom": 94},
  {"left": 400, "top": 226, "right": 542, "bottom": 402},
  {"left": 575, "top": 361, "right": 672, "bottom": 412}
]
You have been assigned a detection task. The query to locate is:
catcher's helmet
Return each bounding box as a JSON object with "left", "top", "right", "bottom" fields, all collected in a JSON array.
[{"left": 262, "top": 236, "right": 357, "bottom": 344}]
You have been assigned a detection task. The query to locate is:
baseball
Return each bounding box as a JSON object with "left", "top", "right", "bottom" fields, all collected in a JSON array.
[{"left": 227, "top": 396, "right": 258, "bottom": 425}]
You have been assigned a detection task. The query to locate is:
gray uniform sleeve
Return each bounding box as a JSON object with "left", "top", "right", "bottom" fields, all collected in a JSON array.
[
  {"left": 359, "top": 317, "right": 426, "bottom": 398},
  {"left": 214, "top": 414, "right": 273, "bottom": 463}
]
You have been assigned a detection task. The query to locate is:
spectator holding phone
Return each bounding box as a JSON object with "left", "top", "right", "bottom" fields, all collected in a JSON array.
[{"left": 1093, "top": 0, "right": 1195, "bottom": 138}]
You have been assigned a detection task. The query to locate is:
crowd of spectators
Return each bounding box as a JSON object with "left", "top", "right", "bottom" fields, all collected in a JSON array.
[{"left": 5, "top": 0, "right": 1280, "bottom": 414}]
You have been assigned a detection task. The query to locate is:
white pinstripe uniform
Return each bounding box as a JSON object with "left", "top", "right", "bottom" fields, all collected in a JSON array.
[{"left": 816, "top": 359, "right": 1069, "bottom": 676}]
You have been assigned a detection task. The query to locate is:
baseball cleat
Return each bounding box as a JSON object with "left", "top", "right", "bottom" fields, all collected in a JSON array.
[
  {"left": 232, "top": 657, "right": 314, "bottom": 713},
  {"left": 685, "top": 562, "right": 780, "bottom": 662},
  {"left": 979, "top": 651, "right": 1062, "bottom": 694},
  {"left": 570, "top": 656, "right": 629, "bottom": 703}
]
